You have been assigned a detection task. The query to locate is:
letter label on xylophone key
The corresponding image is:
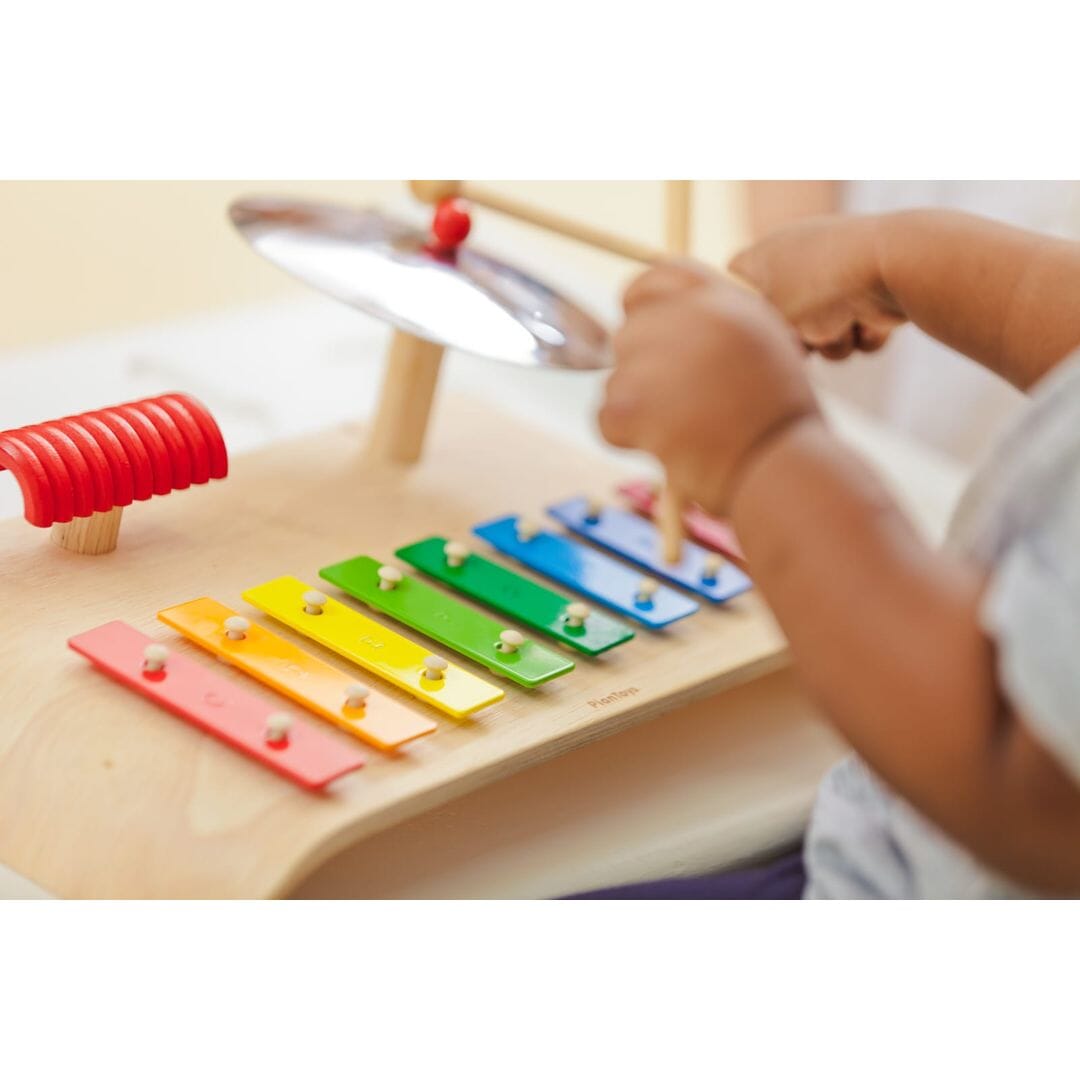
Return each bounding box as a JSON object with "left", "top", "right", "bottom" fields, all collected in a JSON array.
[
  {"left": 67, "top": 621, "right": 366, "bottom": 790},
  {"left": 319, "top": 555, "right": 575, "bottom": 688},
  {"left": 242, "top": 576, "right": 504, "bottom": 719},
  {"left": 472, "top": 516, "right": 699, "bottom": 629},
  {"left": 617, "top": 479, "right": 745, "bottom": 562},
  {"left": 547, "top": 496, "right": 753, "bottom": 603},
  {"left": 157, "top": 598, "right": 438, "bottom": 752},
  {"left": 395, "top": 536, "right": 635, "bottom": 656}
]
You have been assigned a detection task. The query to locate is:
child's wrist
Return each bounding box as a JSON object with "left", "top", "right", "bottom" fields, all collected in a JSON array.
[
  {"left": 874, "top": 209, "right": 959, "bottom": 321},
  {"left": 725, "top": 410, "right": 826, "bottom": 519}
]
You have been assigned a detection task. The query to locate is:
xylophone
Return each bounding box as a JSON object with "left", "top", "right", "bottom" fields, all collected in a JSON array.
[
  {"left": 26, "top": 394, "right": 750, "bottom": 788},
  {"left": 0, "top": 396, "right": 787, "bottom": 897},
  {"left": 0, "top": 183, "right": 789, "bottom": 898}
]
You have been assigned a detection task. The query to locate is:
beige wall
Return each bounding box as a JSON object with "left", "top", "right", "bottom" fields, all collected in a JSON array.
[
  {"left": 0, "top": 181, "right": 396, "bottom": 351},
  {"left": 0, "top": 181, "right": 745, "bottom": 352}
]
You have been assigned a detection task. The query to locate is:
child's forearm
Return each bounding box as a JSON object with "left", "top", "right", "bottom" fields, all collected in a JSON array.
[
  {"left": 744, "top": 181, "right": 841, "bottom": 240},
  {"left": 731, "top": 417, "right": 1080, "bottom": 891},
  {"left": 877, "top": 210, "right": 1080, "bottom": 390}
]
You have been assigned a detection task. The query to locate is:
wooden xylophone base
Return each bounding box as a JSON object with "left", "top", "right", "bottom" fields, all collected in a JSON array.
[{"left": 0, "top": 395, "right": 788, "bottom": 898}]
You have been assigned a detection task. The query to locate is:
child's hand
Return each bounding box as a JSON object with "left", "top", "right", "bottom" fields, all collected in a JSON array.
[
  {"left": 728, "top": 215, "right": 906, "bottom": 359},
  {"left": 598, "top": 262, "right": 820, "bottom": 514}
]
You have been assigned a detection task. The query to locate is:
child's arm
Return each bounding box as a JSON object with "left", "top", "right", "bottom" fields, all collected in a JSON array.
[
  {"left": 730, "top": 209, "right": 1080, "bottom": 389},
  {"left": 599, "top": 267, "right": 1080, "bottom": 893}
]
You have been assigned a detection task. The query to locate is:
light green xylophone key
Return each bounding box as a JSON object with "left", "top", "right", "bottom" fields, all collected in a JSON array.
[{"left": 319, "top": 555, "right": 576, "bottom": 688}]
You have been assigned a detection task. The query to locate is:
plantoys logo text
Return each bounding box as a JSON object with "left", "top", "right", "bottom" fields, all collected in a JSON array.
[{"left": 587, "top": 687, "right": 641, "bottom": 709}]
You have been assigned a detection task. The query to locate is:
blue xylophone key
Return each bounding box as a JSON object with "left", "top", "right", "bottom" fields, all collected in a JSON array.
[
  {"left": 547, "top": 496, "right": 752, "bottom": 603},
  {"left": 473, "top": 515, "right": 699, "bottom": 629}
]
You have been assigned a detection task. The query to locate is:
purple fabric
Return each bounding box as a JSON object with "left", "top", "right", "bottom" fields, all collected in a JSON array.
[{"left": 563, "top": 850, "right": 806, "bottom": 900}]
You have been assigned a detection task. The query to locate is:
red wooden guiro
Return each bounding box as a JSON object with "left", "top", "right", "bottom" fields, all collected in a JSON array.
[{"left": 0, "top": 392, "right": 228, "bottom": 554}]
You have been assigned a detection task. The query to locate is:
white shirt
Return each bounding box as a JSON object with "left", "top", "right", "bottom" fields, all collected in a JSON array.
[
  {"left": 804, "top": 348, "right": 1080, "bottom": 898},
  {"left": 841, "top": 181, "right": 1080, "bottom": 465}
]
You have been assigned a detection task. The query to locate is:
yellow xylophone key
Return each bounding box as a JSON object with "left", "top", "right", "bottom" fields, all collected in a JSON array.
[
  {"left": 158, "top": 597, "right": 438, "bottom": 752},
  {"left": 242, "top": 576, "right": 504, "bottom": 719}
]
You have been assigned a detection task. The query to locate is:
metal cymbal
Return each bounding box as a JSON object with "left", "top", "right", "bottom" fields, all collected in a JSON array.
[{"left": 229, "top": 196, "right": 612, "bottom": 370}]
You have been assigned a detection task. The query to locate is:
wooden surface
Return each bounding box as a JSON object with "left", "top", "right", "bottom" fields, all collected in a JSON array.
[
  {"left": 293, "top": 667, "right": 840, "bottom": 898},
  {"left": 0, "top": 395, "right": 788, "bottom": 899}
]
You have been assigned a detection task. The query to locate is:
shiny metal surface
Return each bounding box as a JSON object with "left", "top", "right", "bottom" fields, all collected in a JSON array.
[{"left": 229, "top": 196, "right": 612, "bottom": 370}]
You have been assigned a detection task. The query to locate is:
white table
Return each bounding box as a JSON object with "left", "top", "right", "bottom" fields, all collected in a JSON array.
[{"left": 0, "top": 282, "right": 968, "bottom": 899}]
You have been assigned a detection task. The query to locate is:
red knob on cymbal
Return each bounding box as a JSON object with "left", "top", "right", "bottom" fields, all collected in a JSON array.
[{"left": 430, "top": 198, "right": 472, "bottom": 252}]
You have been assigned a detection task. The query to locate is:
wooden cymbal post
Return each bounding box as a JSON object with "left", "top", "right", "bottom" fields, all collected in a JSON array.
[{"left": 366, "top": 329, "right": 446, "bottom": 465}]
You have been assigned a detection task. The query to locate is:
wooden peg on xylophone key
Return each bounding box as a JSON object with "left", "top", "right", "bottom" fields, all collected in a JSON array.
[
  {"left": 302, "top": 590, "right": 327, "bottom": 615},
  {"left": 564, "top": 602, "right": 590, "bottom": 629},
  {"left": 497, "top": 629, "right": 525, "bottom": 654},
  {"left": 142, "top": 643, "right": 169, "bottom": 673},
  {"left": 378, "top": 565, "right": 403, "bottom": 591},
  {"left": 701, "top": 554, "right": 724, "bottom": 584},
  {"left": 264, "top": 712, "right": 293, "bottom": 746},
  {"left": 635, "top": 577, "right": 659, "bottom": 606},
  {"left": 422, "top": 655, "right": 448, "bottom": 682},
  {"left": 344, "top": 683, "right": 371, "bottom": 710},
  {"left": 444, "top": 540, "right": 469, "bottom": 568},
  {"left": 516, "top": 518, "right": 540, "bottom": 542}
]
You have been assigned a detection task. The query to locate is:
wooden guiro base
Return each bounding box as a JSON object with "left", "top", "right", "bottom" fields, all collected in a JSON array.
[
  {"left": 51, "top": 506, "right": 124, "bottom": 555},
  {"left": 0, "top": 395, "right": 787, "bottom": 898}
]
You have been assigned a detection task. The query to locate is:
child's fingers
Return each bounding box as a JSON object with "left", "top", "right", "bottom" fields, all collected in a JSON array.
[
  {"left": 726, "top": 247, "right": 764, "bottom": 291},
  {"left": 602, "top": 311, "right": 681, "bottom": 448},
  {"left": 800, "top": 311, "right": 856, "bottom": 358},
  {"left": 622, "top": 259, "right": 715, "bottom": 314},
  {"left": 816, "top": 330, "right": 857, "bottom": 360},
  {"left": 854, "top": 324, "right": 891, "bottom": 352},
  {"left": 810, "top": 321, "right": 893, "bottom": 360},
  {"left": 613, "top": 298, "right": 703, "bottom": 367},
  {"left": 597, "top": 371, "right": 644, "bottom": 449}
]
